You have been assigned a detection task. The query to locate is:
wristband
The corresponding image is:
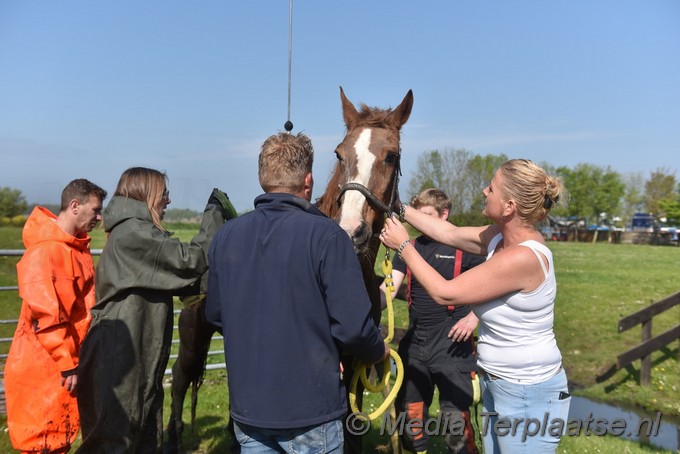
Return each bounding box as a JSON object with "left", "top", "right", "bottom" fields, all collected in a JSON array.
[
  {"left": 398, "top": 203, "right": 407, "bottom": 222},
  {"left": 397, "top": 239, "right": 412, "bottom": 259}
]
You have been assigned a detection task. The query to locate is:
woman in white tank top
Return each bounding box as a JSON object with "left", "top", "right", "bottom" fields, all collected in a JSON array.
[{"left": 380, "top": 159, "right": 570, "bottom": 454}]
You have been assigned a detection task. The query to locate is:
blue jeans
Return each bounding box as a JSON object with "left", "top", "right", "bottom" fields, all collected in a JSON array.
[
  {"left": 480, "top": 368, "right": 570, "bottom": 454},
  {"left": 234, "top": 418, "right": 344, "bottom": 454}
]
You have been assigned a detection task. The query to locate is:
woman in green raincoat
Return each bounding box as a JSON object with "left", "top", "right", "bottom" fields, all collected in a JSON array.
[{"left": 76, "top": 167, "right": 236, "bottom": 453}]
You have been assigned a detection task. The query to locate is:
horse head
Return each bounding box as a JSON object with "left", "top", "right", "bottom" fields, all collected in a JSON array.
[{"left": 318, "top": 87, "right": 413, "bottom": 255}]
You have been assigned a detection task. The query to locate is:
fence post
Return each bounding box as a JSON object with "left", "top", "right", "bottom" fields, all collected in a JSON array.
[{"left": 640, "top": 318, "right": 652, "bottom": 386}]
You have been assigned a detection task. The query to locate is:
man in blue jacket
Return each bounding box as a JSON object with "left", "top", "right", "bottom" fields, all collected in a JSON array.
[{"left": 206, "top": 132, "right": 389, "bottom": 453}]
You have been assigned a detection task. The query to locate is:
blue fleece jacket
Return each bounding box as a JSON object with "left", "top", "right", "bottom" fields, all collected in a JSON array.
[{"left": 206, "top": 193, "right": 385, "bottom": 429}]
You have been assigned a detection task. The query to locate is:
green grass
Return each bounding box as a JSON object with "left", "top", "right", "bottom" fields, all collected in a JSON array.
[
  {"left": 1, "top": 225, "right": 679, "bottom": 452},
  {"left": 551, "top": 242, "right": 680, "bottom": 419}
]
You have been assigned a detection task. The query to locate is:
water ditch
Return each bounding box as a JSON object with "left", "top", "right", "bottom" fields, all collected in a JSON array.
[{"left": 568, "top": 396, "right": 679, "bottom": 451}]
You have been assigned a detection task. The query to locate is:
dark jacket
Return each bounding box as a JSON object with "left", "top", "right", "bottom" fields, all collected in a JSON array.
[
  {"left": 392, "top": 236, "right": 485, "bottom": 328},
  {"left": 206, "top": 193, "right": 385, "bottom": 429},
  {"left": 77, "top": 196, "right": 225, "bottom": 454}
]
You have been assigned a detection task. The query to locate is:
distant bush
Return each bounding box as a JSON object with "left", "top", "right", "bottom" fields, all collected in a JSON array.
[
  {"left": 0, "top": 187, "right": 27, "bottom": 218},
  {"left": 11, "top": 215, "right": 27, "bottom": 227},
  {"left": 2, "top": 215, "right": 27, "bottom": 227}
]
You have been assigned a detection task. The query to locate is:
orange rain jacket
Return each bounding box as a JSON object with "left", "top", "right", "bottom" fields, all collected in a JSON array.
[{"left": 5, "top": 206, "right": 96, "bottom": 452}]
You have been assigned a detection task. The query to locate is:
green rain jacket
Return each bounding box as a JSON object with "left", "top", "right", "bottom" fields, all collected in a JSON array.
[{"left": 76, "top": 196, "right": 225, "bottom": 454}]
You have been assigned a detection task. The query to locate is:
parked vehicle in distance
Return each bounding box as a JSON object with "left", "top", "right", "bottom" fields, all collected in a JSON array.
[{"left": 630, "top": 213, "right": 656, "bottom": 232}]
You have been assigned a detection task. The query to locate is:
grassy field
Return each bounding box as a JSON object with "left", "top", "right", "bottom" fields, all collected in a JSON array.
[{"left": 0, "top": 225, "right": 679, "bottom": 453}]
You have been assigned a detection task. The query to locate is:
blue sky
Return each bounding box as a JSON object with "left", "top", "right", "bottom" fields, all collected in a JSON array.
[{"left": 1, "top": 1, "right": 679, "bottom": 212}]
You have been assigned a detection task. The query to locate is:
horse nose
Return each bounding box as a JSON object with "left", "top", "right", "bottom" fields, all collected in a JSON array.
[{"left": 352, "top": 222, "right": 372, "bottom": 249}]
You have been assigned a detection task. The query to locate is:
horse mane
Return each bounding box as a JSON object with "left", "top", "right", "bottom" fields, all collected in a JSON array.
[
  {"left": 352, "top": 104, "right": 406, "bottom": 131},
  {"left": 315, "top": 162, "right": 342, "bottom": 220}
]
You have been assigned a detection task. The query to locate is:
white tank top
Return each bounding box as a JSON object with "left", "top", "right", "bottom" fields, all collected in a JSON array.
[{"left": 472, "top": 233, "right": 562, "bottom": 383}]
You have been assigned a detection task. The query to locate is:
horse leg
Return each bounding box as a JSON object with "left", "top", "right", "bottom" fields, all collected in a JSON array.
[
  {"left": 187, "top": 300, "right": 215, "bottom": 437},
  {"left": 167, "top": 300, "right": 214, "bottom": 451},
  {"left": 168, "top": 306, "right": 198, "bottom": 451},
  {"left": 167, "top": 358, "right": 189, "bottom": 452}
]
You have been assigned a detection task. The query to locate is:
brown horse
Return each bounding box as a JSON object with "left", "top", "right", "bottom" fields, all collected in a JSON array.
[
  {"left": 316, "top": 86, "right": 413, "bottom": 323},
  {"left": 166, "top": 87, "right": 413, "bottom": 453},
  {"left": 316, "top": 87, "right": 413, "bottom": 453}
]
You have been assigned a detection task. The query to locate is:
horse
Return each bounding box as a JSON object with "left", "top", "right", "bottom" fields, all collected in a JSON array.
[
  {"left": 316, "top": 86, "right": 412, "bottom": 319},
  {"left": 165, "top": 296, "right": 228, "bottom": 453},
  {"left": 316, "top": 87, "right": 413, "bottom": 453},
  {"left": 165, "top": 86, "right": 413, "bottom": 453}
]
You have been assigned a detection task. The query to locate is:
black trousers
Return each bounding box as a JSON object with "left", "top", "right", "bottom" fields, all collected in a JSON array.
[{"left": 396, "top": 314, "right": 478, "bottom": 453}]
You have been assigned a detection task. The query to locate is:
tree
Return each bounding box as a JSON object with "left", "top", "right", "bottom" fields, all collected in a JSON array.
[
  {"left": 655, "top": 177, "right": 680, "bottom": 226},
  {"left": 555, "top": 164, "right": 625, "bottom": 225},
  {"left": 461, "top": 154, "right": 508, "bottom": 225},
  {"left": 620, "top": 172, "right": 645, "bottom": 225},
  {"left": 407, "top": 149, "right": 507, "bottom": 226},
  {"left": 0, "top": 187, "right": 27, "bottom": 217},
  {"left": 658, "top": 198, "right": 680, "bottom": 226},
  {"left": 643, "top": 168, "right": 677, "bottom": 217},
  {"left": 407, "top": 148, "right": 473, "bottom": 215}
]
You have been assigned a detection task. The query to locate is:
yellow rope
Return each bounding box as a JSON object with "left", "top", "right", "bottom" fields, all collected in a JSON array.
[
  {"left": 472, "top": 372, "right": 481, "bottom": 405},
  {"left": 348, "top": 250, "right": 405, "bottom": 421}
]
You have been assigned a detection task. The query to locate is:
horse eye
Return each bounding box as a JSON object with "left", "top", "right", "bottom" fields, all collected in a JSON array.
[{"left": 384, "top": 152, "right": 399, "bottom": 165}]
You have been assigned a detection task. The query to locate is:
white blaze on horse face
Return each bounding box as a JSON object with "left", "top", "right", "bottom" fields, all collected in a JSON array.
[{"left": 339, "top": 128, "right": 374, "bottom": 237}]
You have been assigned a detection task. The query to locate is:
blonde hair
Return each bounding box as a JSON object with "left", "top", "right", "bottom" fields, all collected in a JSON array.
[
  {"left": 258, "top": 132, "right": 314, "bottom": 193},
  {"left": 499, "top": 159, "right": 566, "bottom": 225},
  {"left": 113, "top": 167, "right": 168, "bottom": 231},
  {"left": 410, "top": 188, "right": 451, "bottom": 217}
]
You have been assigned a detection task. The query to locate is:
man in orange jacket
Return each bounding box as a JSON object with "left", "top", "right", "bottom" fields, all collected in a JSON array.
[{"left": 5, "top": 179, "right": 107, "bottom": 454}]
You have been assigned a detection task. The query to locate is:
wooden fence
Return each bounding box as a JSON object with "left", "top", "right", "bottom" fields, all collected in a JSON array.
[{"left": 596, "top": 291, "right": 680, "bottom": 385}]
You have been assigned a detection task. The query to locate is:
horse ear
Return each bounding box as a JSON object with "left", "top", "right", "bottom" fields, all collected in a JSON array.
[
  {"left": 340, "top": 86, "right": 359, "bottom": 129},
  {"left": 390, "top": 89, "right": 414, "bottom": 130}
]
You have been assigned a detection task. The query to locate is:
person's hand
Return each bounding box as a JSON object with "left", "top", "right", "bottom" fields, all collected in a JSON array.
[
  {"left": 378, "top": 342, "right": 391, "bottom": 363},
  {"left": 206, "top": 188, "right": 238, "bottom": 221},
  {"left": 379, "top": 216, "right": 410, "bottom": 251},
  {"left": 61, "top": 374, "right": 77, "bottom": 393},
  {"left": 448, "top": 312, "right": 479, "bottom": 342}
]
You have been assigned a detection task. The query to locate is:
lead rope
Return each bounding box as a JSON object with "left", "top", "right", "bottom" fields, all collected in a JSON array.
[{"left": 348, "top": 248, "right": 404, "bottom": 421}]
